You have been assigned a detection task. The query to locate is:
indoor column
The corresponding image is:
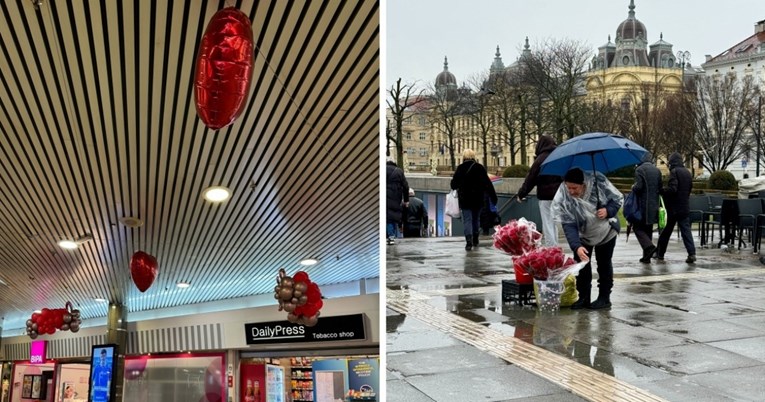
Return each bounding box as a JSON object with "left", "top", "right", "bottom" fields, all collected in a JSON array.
[{"left": 106, "top": 303, "right": 127, "bottom": 402}]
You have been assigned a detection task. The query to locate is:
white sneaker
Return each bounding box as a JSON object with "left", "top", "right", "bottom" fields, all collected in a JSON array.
[{"left": 387, "top": 237, "right": 395, "bottom": 245}]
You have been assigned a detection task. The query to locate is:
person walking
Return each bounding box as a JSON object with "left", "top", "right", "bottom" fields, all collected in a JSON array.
[
  {"left": 656, "top": 152, "right": 696, "bottom": 263},
  {"left": 386, "top": 157, "right": 409, "bottom": 245},
  {"left": 552, "top": 168, "right": 623, "bottom": 309},
  {"left": 403, "top": 188, "right": 428, "bottom": 238},
  {"left": 451, "top": 149, "right": 497, "bottom": 251},
  {"left": 517, "top": 134, "right": 563, "bottom": 247},
  {"left": 631, "top": 152, "right": 663, "bottom": 263}
]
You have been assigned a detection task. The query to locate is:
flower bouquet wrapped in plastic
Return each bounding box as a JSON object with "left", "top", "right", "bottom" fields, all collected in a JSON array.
[
  {"left": 493, "top": 218, "right": 542, "bottom": 256},
  {"left": 513, "top": 246, "right": 587, "bottom": 310}
]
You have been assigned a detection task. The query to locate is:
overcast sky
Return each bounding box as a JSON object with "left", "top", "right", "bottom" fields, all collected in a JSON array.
[{"left": 385, "top": 0, "right": 765, "bottom": 89}]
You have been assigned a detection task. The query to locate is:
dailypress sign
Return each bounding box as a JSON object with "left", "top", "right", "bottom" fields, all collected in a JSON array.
[{"left": 244, "top": 314, "right": 366, "bottom": 345}]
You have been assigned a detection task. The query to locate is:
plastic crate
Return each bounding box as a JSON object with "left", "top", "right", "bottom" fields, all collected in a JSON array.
[{"left": 502, "top": 279, "right": 535, "bottom": 305}]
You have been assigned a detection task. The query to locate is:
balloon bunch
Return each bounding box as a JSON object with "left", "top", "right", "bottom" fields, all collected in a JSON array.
[
  {"left": 273, "top": 268, "right": 323, "bottom": 327},
  {"left": 25, "top": 302, "right": 82, "bottom": 339}
]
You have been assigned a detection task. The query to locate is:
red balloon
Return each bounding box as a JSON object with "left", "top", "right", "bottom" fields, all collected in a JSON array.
[
  {"left": 193, "top": 7, "right": 254, "bottom": 130},
  {"left": 130, "top": 251, "right": 159, "bottom": 292},
  {"left": 293, "top": 271, "right": 309, "bottom": 284}
]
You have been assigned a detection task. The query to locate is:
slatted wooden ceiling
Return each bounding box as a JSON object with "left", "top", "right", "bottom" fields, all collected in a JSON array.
[{"left": 0, "top": 0, "right": 380, "bottom": 332}]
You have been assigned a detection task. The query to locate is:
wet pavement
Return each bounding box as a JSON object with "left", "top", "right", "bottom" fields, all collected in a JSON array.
[{"left": 386, "top": 232, "right": 765, "bottom": 401}]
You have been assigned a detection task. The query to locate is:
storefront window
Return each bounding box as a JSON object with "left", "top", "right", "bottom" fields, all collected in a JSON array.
[{"left": 123, "top": 353, "right": 224, "bottom": 402}]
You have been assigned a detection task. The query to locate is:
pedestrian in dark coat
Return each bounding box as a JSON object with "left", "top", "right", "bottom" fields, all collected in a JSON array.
[
  {"left": 403, "top": 188, "right": 428, "bottom": 238},
  {"left": 656, "top": 152, "right": 696, "bottom": 263},
  {"left": 386, "top": 158, "right": 409, "bottom": 244},
  {"left": 632, "top": 152, "right": 663, "bottom": 263},
  {"left": 517, "top": 134, "right": 563, "bottom": 246},
  {"left": 451, "top": 149, "right": 497, "bottom": 251}
]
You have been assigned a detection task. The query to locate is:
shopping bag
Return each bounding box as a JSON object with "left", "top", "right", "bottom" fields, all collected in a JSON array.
[
  {"left": 445, "top": 190, "right": 461, "bottom": 218},
  {"left": 658, "top": 196, "right": 667, "bottom": 230},
  {"left": 623, "top": 191, "right": 642, "bottom": 223}
]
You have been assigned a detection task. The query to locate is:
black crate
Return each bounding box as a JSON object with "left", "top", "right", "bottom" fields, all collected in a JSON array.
[{"left": 502, "top": 279, "right": 535, "bottom": 305}]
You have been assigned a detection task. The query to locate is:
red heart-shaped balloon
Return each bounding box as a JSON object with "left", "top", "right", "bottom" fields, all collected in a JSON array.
[{"left": 130, "top": 251, "right": 158, "bottom": 292}]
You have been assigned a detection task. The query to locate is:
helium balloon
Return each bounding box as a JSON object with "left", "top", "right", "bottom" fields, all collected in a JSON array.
[
  {"left": 193, "top": 7, "right": 254, "bottom": 130},
  {"left": 130, "top": 251, "right": 159, "bottom": 292}
]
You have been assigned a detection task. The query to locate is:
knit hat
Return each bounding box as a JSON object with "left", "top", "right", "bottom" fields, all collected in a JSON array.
[{"left": 564, "top": 168, "right": 585, "bottom": 184}]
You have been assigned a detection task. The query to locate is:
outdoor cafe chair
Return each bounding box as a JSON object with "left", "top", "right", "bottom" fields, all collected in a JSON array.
[
  {"left": 701, "top": 194, "right": 724, "bottom": 247},
  {"left": 736, "top": 198, "right": 763, "bottom": 250},
  {"left": 686, "top": 194, "right": 709, "bottom": 240}
]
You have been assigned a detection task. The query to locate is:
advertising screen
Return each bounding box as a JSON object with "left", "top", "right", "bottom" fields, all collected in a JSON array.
[{"left": 87, "top": 344, "right": 117, "bottom": 402}]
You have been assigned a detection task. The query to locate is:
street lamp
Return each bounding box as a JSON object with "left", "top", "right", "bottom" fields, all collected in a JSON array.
[{"left": 676, "top": 50, "right": 691, "bottom": 90}]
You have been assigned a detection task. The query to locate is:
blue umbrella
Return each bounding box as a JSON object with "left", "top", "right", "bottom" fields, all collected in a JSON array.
[{"left": 540, "top": 132, "right": 648, "bottom": 177}]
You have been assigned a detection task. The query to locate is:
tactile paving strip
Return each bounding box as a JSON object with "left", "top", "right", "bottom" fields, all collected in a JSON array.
[
  {"left": 387, "top": 289, "right": 669, "bottom": 402},
  {"left": 408, "top": 267, "right": 765, "bottom": 297}
]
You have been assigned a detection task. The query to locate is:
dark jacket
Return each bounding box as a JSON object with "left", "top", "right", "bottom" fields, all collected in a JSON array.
[
  {"left": 386, "top": 161, "right": 409, "bottom": 224},
  {"left": 451, "top": 160, "right": 497, "bottom": 210},
  {"left": 404, "top": 196, "right": 428, "bottom": 233},
  {"left": 661, "top": 152, "right": 693, "bottom": 217},
  {"left": 632, "top": 153, "right": 663, "bottom": 225},
  {"left": 517, "top": 135, "right": 563, "bottom": 200}
]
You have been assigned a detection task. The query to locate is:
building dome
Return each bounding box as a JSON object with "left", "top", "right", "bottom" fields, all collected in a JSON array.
[
  {"left": 615, "top": 0, "right": 647, "bottom": 41},
  {"left": 435, "top": 56, "right": 457, "bottom": 87}
]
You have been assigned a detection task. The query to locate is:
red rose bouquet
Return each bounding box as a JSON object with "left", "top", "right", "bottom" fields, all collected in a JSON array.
[
  {"left": 493, "top": 218, "right": 542, "bottom": 255},
  {"left": 512, "top": 246, "right": 577, "bottom": 281}
]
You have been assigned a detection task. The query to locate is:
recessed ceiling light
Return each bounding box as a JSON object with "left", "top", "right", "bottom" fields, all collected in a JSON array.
[
  {"left": 299, "top": 258, "right": 319, "bottom": 266},
  {"left": 203, "top": 186, "right": 230, "bottom": 202},
  {"left": 94, "top": 298, "right": 107, "bottom": 302},
  {"left": 58, "top": 235, "right": 93, "bottom": 250},
  {"left": 176, "top": 282, "right": 191, "bottom": 288},
  {"left": 58, "top": 240, "right": 79, "bottom": 250}
]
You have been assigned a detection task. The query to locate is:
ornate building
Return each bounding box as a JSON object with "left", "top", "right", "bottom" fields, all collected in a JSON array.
[{"left": 586, "top": 0, "right": 688, "bottom": 103}]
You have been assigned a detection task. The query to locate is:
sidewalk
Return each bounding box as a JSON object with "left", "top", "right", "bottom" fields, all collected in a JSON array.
[{"left": 386, "top": 231, "right": 765, "bottom": 401}]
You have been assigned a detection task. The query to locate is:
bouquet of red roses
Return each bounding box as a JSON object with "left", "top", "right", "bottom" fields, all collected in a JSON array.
[
  {"left": 493, "top": 218, "right": 542, "bottom": 255},
  {"left": 512, "top": 246, "right": 578, "bottom": 281}
]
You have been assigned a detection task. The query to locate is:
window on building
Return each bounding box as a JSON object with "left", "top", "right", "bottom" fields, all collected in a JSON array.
[
  {"left": 419, "top": 132, "right": 426, "bottom": 141},
  {"left": 419, "top": 148, "right": 427, "bottom": 156},
  {"left": 405, "top": 132, "right": 412, "bottom": 140},
  {"left": 622, "top": 55, "right": 630, "bottom": 65}
]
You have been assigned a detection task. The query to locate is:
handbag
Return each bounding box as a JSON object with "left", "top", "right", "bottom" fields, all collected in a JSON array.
[
  {"left": 623, "top": 191, "right": 642, "bottom": 223},
  {"left": 658, "top": 195, "right": 667, "bottom": 230},
  {"left": 445, "top": 190, "right": 461, "bottom": 218}
]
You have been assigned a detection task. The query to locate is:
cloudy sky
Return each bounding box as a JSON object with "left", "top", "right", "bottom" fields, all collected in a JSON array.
[{"left": 385, "top": 0, "right": 765, "bottom": 89}]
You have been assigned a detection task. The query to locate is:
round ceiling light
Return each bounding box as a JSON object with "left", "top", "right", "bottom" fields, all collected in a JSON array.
[
  {"left": 299, "top": 258, "right": 319, "bottom": 266},
  {"left": 176, "top": 282, "right": 191, "bottom": 288},
  {"left": 58, "top": 240, "right": 79, "bottom": 250},
  {"left": 203, "top": 186, "right": 231, "bottom": 202}
]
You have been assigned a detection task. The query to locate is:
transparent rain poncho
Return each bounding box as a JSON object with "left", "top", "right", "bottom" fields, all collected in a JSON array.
[{"left": 551, "top": 172, "right": 623, "bottom": 246}]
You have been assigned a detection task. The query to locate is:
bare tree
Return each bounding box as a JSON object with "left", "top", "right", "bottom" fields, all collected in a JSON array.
[
  {"left": 654, "top": 92, "right": 696, "bottom": 169},
  {"left": 573, "top": 99, "right": 624, "bottom": 135},
  {"left": 427, "top": 83, "right": 471, "bottom": 169},
  {"left": 745, "top": 84, "right": 764, "bottom": 175},
  {"left": 489, "top": 68, "right": 538, "bottom": 165},
  {"left": 690, "top": 73, "right": 758, "bottom": 172},
  {"left": 517, "top": 38, "right": 592, "bottom": 142},
  {"left": 465, "top": 72, "right": 499, "bottom": 167},
  {"left": 386, "top": 78, "right": 425, "bottom": 165}
]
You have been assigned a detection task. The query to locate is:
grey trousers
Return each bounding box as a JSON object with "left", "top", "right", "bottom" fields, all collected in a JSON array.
[
  {"left": 539, "top": 200, "right": 559, "bottom": 247},
  {"left": 633, "top": 221, "right": 655, "bottom": 250}
]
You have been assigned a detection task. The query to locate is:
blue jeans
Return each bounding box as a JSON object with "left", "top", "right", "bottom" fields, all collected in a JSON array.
[
  {"left": 461, "top": 208, "right": 482, "bottom": 237},
  {"left": 657, "top": 214, "right": 696, "bottom": 256},
  {"left": 386, "top": 223, "right": 399, "bottom": 239}
]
